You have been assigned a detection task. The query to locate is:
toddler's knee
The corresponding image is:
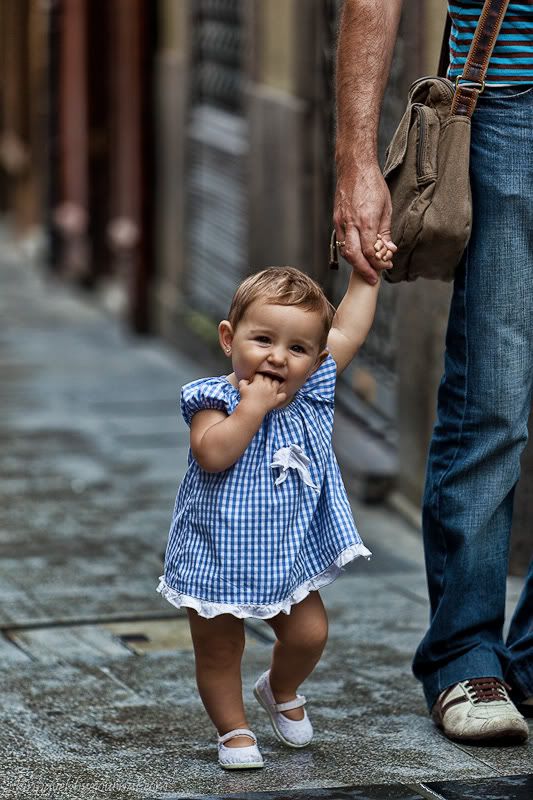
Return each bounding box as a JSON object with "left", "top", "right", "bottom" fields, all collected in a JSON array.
[
  {"left": 285, "top": 617, "right": 328, "bottom": 655},
  {"left": 312, "top": 618, "right": 329, "bottom": 652}
]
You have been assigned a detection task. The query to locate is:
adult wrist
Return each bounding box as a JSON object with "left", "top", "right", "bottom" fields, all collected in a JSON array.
[
  {"left": 335, "top": 123, "right": 378, "bottom": 155},
  {"left": 335, "top": 145, "right": 379, "bottom": 173}
]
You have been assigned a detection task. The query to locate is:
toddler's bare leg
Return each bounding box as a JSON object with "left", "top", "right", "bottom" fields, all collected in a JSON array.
[
  {"left": 265, "top": 590, "right": 328, "bottom": 720},
  {"left": 187, "top": 609, "right": 251, "bottom": 747}
]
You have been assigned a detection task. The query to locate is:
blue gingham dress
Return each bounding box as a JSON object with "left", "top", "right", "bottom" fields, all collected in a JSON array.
[{"left": 157, "top": 353, "right": 371, "bottom": 619}]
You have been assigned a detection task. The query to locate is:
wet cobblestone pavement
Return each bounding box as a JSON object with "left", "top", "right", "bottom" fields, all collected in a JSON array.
[{"left": 0, "top": 238, "right": 531, "bottom": 798}]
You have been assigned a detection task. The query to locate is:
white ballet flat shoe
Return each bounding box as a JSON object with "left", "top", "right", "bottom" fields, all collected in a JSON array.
[
  {"left": 253, "top": 669, "right": 313, "bottom": 748},
  {"left": 217, "top": 728, "right": 264, "bottom": 770}
]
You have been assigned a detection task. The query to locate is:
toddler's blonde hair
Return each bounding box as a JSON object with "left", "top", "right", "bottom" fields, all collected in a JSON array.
[{"left": 227, "top": 267, "right": 336, "bottom": 351}]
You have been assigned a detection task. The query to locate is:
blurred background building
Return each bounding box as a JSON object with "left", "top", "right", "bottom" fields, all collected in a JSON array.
[{"left": 0, "top": 0, "right": 528, "bottom": 574}]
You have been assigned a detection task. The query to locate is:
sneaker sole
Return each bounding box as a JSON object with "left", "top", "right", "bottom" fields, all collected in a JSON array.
[
  {"left": 253, "top": 686, "right": 312, "bottom": 749},
  {"left": 433, "top": 718, "right": 529, "bottom": 744}
]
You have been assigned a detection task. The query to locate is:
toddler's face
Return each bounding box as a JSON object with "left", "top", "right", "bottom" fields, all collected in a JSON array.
[{"left": 219, "top": 300, "right": 328, "bottom": 405}]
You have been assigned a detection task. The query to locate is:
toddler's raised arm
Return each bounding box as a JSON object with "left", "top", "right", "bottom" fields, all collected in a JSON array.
[{"left": 327, "top": 268, "right": 381, "bottom": 376}]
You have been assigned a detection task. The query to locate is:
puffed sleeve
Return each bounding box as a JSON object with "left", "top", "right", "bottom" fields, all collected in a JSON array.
[
  {"left": 180, "top": 377, "right": 236, "bottom": 428},
  {"left": 299, "top": 352, "right": 337, "bottom": 405}
]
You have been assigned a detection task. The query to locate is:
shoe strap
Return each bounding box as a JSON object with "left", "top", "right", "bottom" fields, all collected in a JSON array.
[
  {"left": 274, "top": 694, "right": 306, "bottom": 712},
  {"left": 218, "top": 728, "right": 256, "bottom": 745}
]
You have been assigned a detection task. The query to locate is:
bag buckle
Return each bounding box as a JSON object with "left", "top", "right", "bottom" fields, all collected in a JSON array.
[{"left": 454, "top": 74, "right": 485, "bottom": 94}]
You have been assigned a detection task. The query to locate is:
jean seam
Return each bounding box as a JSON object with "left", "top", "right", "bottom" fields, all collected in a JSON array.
[{"left": 492, "top": 86, "right": 533, "bottom": 100}]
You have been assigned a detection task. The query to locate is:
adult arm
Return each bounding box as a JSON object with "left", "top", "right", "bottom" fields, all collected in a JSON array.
[{"left": 334, "top": 0, "right": 403, "bottom": 285}]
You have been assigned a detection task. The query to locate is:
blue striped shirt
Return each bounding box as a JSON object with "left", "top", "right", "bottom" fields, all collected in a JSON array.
[{"left": 448, "top": 1, "right": 533, "bottom": 85}]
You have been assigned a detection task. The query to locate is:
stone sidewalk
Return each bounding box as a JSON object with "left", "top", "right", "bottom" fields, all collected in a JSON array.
[{"left": 0, "top": 236, "right": 531, "bottom": 800}]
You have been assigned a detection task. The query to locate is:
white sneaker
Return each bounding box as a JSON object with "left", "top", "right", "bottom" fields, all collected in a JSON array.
[
  {"left": 432, "top": 677, "right": 529, "bottom": 743},
  {"left": 253, "top": 669, "right": 313, "bottom": 748},
  {"left": 217, "top": 728, "right": 264, "bottom": 770}
]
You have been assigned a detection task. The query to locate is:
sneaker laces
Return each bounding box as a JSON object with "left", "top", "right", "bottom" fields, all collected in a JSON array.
[{"left": 465, "top": 677, "right": 511, "bottom": 704}]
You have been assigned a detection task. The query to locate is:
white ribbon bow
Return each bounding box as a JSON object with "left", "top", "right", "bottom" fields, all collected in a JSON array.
[{"left": 270, "top": 444, "right": 320, "bottom": 493}]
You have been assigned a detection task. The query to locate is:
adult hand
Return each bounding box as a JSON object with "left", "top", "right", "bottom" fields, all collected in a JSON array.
[{"left": 333, "top": 161, "right": 397, "bottom": 285}]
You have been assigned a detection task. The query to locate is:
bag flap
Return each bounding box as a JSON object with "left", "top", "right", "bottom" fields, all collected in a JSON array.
[{"left": 383, "top": 77, "right": 453, "bottom": 178}]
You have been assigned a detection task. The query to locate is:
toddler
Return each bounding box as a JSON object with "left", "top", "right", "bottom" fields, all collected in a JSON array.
[{"left": 157, "top": 263, "right": 383, "bottom": 769}]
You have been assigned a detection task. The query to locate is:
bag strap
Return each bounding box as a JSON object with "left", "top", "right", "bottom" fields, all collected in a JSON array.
[{"left": 451, "top": 0, "right": 511, "bottom": 116}]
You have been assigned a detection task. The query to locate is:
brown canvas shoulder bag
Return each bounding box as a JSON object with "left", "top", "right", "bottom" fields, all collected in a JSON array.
[{"left": 382, "top": 0, "right": 510, "bottom": 283}]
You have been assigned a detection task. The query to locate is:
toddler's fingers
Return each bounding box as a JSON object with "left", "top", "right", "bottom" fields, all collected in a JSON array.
[
  {"left": 380, "top": 245, "right": 396, "bottom": 262},
  {"left": 374, "top": 238, "right": 388, "bottom": 260},
  {"left": 377, "top": 230, "right": 397, "bottom": 251}
]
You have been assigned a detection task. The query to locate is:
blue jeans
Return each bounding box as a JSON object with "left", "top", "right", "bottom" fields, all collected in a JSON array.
[{"left": 412, "top": 85, "right": 533, "bottom": 711}]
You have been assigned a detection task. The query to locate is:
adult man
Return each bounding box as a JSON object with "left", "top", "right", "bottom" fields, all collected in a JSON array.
[{"left": 334, "top": 0, "right": 532, "bottom": 743}]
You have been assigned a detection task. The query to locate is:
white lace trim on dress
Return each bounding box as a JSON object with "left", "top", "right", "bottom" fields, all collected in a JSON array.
[{"left": 157, "top": 542, "right": 372, "bottom": 620}]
